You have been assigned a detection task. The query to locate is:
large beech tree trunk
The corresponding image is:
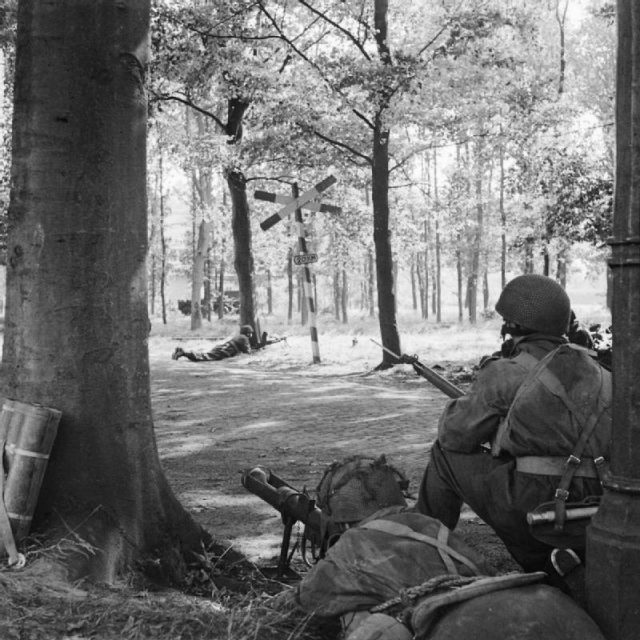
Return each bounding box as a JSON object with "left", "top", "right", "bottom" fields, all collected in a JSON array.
[{"left": 3, "top": 0, "right": 205, "bottom": 581}]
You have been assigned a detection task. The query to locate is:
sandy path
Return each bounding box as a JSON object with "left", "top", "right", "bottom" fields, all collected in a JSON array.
[
  {"left": 149, "top": 347, "right": 517, "bottom": 573},
  {"left": 151, "top": 352, "right": 444, "bottom": 560}
]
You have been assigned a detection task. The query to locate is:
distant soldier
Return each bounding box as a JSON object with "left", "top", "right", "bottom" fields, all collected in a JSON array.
[
  {"left": 416, "top": 275, "right": 611, "bottom": 575},
  {"left": 172, "top": 325, "right": 253, "bottom": 362}
]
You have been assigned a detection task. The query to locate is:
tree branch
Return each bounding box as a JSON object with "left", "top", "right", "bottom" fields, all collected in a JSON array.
[
  {"left": 149, "top": 91, "right": 226, "bottom": 131},
  {"left": 308, "top": 127, "right": 372, "bottom": 166},
  {"left": 294, "top": 0, "right": 371, "bottom": 61}
]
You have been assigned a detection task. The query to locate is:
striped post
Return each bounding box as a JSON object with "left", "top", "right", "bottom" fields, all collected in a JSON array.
[{"left": 293, "top": 183, "right": 321, "bottom": 364}]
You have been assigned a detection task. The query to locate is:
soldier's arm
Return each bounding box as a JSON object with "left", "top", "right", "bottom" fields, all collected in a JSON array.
[{"left": 437, "top": 359, "right": 527, "bottom": 453}]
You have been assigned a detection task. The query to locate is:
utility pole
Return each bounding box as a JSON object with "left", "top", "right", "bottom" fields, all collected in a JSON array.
[{"left": 585, "top": 3, "right": 640, "bottom": 637}]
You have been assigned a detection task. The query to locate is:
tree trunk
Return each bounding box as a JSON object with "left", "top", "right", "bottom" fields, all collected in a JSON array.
[
  {"left": 371, "top": 0, "right": 401, "bottom": 367},
  {"left": 190, "top": 220, "right": 212, "bottom": 330},
  {"left": 423, "top": 218, "right": 429, "bottom": 320},
  {"left": 483, "top": 268, "right": 489, "bottom": 311},
  {"left": 456, "top": 237, "right": 464, "bottom": 323},
  {"left": 543, "top": 245, "right": 550, "bottom": 276},
  {"left": 556, "top": 246, "right": 568, "bottom": 288},
  {"left": 432, "top": 146, "right": 441, "bottom": 321},
  {"left": 3, "top": 0, "right": 205, "bottom": 581},
  {"left": 468, "top": 140, "right": 484, "bottom": 324},
  {"left": 435, "top": 219, "right": 442, "bottom": 323},
  {"left": 226, "top": 168, "right": 257, "bottom": 337},
  {"left": 499, "top": 139, "right": 506, "bottom": 290},
  {"left": 333, "top": 270, "right": 340, "bottom": 320},
  {"left": 341, "top": 269, "right": 348, "bottom": 324},
  {"left": 217, "top": 255, "right": 225, "bottom": 320},
  {"left": 266, "top": 268, "right": 273, "bottom": 315},
  {"left": 159, "top": 154, "right": 167, "bottom": 325},
  {"left": 368, "top": 248, "right": 375, "bottom": 318},
  {"left": 287, "top": 248, "right": 293, "bottom": 323},
  {"left": 410, "top": 258, "right": 417, "bottom": 311}
]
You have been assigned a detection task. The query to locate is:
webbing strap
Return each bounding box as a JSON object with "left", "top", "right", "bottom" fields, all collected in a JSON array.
[
  {"left": 533, "top": 346, "right": 608, "bottom": 530},
  {"left": 437, "top": 524, "right": 458, "bottom": 575},
  {"left": 5, "top": 444, "right": 49, "bottom": 460},
  {"left": 492, "top": 352, "right": 540, "bottom": 456},
  {"left": 359, "top": 519, "right": 482, "bottom": 576},
  {"left": 0, "top": 440, "right": 20, "bottom": 566}
]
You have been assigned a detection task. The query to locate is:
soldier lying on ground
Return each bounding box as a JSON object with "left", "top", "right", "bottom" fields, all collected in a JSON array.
[
  {"left": 416, "top": 274, "right": 611, "bottom": 577},
  {"left": 279, "top": 456, "right": 604, "bottom": 640},
  {"left": 171, "top": 324, "right": 253, "bottom": 361}
]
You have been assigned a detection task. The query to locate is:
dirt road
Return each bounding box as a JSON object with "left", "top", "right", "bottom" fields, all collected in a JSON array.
[{"left": 150, "top": 348, "right": 517, "bottom": 573}]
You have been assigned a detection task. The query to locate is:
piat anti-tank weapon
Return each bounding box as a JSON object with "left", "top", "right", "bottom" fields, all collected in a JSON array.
[
  {"left": 369, "top": 338, "right": 464, "bottom": 399},
  {"left": 241, "top": 466, "right": 339, "bottom": 580}
]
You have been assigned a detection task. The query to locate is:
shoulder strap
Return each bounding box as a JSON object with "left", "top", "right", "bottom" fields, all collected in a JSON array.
[
  {"left": 518, "top": 345, "right": 609, "bottom": 530},
  {"left": 359, "top": 519, "right": 482, "bottom": 576},
  {"left": 491, "top": 351, "right": 543, "bottom": 456}
]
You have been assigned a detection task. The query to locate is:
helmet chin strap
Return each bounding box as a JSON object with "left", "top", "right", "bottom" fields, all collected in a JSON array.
[{"left": 501, "top": 321, "right": 535, "bottom": 339}]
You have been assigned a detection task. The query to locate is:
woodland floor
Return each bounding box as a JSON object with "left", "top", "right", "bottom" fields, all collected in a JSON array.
[{"left": 0, "top": 329, "right": 521, "bottom": 639}]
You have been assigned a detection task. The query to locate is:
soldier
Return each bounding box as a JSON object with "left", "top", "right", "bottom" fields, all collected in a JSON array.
[
  {"left": 171, "top": 324, "right": 253, "bottom": 362},
  {"left": 416, "top": 274, "right": 611, "bottom": 574}
]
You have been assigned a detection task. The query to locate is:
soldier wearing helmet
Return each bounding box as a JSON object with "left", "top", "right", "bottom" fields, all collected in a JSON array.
[
  {"left": 415, "top": 274, "right": 611, "bottom": 578},
  {"left": 172, "top": 324, "right": 254, "bottom": 361}
]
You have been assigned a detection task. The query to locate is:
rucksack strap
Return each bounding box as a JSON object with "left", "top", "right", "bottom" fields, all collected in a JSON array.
[
  {"left": 492, "top": 351, "right": 540, "bottom": 456},
  {"left": 532, "top": 348, "right": 609, "bottom": 530},
  {"left": 359, "top": 519, "right": 482, "bottom": 576}
]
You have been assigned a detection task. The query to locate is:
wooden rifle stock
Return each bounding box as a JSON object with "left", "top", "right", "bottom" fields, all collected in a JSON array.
[{"left": 370, "top": 338, "right": 464, "bottom": 399}]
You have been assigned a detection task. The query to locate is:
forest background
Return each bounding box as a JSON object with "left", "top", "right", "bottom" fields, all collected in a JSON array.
[
  {"left": 0, "top": 1, "right": 619, "bottom": 639},
  {"left": 0, "top": 0, "right": 615, "bottom": 335}
]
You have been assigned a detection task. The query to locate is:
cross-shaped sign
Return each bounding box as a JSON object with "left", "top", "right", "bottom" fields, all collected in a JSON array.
[
  {"left": 256, "top": 176, "right": 341, "bottom": 364},
  {"left": 256, "top": 175, "right": 342, "bottom": 230}
]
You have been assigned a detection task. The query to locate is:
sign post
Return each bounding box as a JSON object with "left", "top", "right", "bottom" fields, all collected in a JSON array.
[
  {"left": 256, "top": 176, "right": 341, "bottom": 364},
  {"left": 292, "top": 182, "right": 320, "bottom": 363}
]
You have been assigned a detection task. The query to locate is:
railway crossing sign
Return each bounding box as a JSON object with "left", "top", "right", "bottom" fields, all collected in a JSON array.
[
  {"left": 256, "top": 176, "right": 341, "bottom": 364},
  {"left": 256, "top": 175, "right": 342, "bottom": 230}
]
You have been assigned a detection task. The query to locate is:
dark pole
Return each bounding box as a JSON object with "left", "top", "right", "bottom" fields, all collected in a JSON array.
[{"left": 585, "top": 3, "right": 640, "bottom": 637}]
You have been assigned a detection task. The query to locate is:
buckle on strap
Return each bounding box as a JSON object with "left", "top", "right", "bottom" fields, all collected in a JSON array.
[
  {"left": 565, "top": 454, "right": 581, "bottom": 468},
  {"left": 555, "top": 488, "right": 570, "bottom": 502}
]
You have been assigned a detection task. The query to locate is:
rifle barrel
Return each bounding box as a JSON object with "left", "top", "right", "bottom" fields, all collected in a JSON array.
[{"left": 370, "top": 338, "right": 464, "bottom": 399}]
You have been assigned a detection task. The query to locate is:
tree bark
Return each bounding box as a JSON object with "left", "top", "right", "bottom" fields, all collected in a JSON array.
[
  {"left": 371, "top": 0, "right": 401, "bottom": 368},
  {"left": 410, "top": 258, "right": 417, "bottom": 311},
  {"left": 368, "top": 248, "right": 375, "bottom": 318},
  {"left": 341, "top": 269, "right": 348, "bottom": 324},
  {"left": 190, "top": 220, "right": 212, "bottom": 330},
  {"left": 266, "top": 268, "right": 273, "bottom": 315},
  {"left": 333, "top": 270, "right": 340, "bottom": 320},
  {"left": 159, "top": 153, "right": 167, "bottom": 325},
  {"left": 3, "top": 0, "right": 205, "bottom": 581},
  {"left": 226, "top": 168, "right": 257, "bottom": 337},
  {"left": 499, "top": 139, "right": 506, "bottom": 290},
  {"left": 423, "top": 218, "right": 429, "bottom": 319}
]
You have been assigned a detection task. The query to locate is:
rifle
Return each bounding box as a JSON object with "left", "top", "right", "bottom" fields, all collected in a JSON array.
[
  {"left": 255, "top": 333, "right": 288, "bottom": 350},
  {"left": 370, "top": 338, "right": 464, "bottom": 399},
  {"left": 241, "top": 466, "right": 336, "bottom": 580}
]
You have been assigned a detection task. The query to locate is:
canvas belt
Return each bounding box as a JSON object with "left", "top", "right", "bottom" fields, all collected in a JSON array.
[{"left": 516, "top": 456, "right": 600, "bottom": 479}]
